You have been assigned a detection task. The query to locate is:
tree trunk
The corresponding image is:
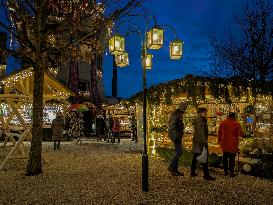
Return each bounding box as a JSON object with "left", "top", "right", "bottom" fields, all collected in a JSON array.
[
  {"left": 26, "top": 2, "right": 44, "bottom": 176},
  {"left": 26, "top": 64, "right": 44, "bottom": 175}
]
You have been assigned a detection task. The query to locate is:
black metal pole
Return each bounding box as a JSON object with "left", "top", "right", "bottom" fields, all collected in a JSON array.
[{"left": 142, "top": 44, "right": 149, "bottom": 192}]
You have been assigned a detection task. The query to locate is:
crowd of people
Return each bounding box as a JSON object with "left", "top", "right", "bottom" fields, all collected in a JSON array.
[
  {"left": 51, "top": 102, "right": 243, "bottom": 181},
  {"left": 167, "top": 102, "right": 243, "bottom": 180},
  {"left": 96, "top": 115, "right": 121, "bottom": 143},
  {"left": 96, "top": 115, "right": 137, "bottom": 143},
  {"left": 50, "top": 110, "right": 138, "bottom": 149}
]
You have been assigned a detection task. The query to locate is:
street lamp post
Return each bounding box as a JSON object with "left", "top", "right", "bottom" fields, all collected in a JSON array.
[
  {"left": 109, "top": 19, "right": 183, "bottom": 192},
  {"left": 141, "top": 38, "right": 149, "bottom": 192}
]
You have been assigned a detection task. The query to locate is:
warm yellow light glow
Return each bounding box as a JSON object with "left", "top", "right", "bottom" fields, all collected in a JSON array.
[
  {"left": 115, "top": 52, "right": 129, "bottom": 67},
  {"left": 115, "top": 41, "right": 120, "bottom": 48},
  {"left": 147, "top": 26, "right": 164, "bottom": 50},
  {"left": 153, "top": 33, "right": 159, "bottom": 41},
  {"left": 170, "top": 39, "right": 183, "bottom": 59},
  {"left": 109, "top": 34, "right": 125, "bottom": 55},
  {"left": 145, "top": 54, "right": 153, "bottom": 69}
]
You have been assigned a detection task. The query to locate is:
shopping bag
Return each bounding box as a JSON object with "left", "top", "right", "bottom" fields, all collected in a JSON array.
[{"left": 196, "top": 146, "right": 207, "bottom": 163}]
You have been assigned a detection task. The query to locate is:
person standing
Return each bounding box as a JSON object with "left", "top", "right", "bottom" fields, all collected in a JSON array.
[
  {"left": 218, "top": 112, "right": 243, "bottom": 177},
  {"left": 96, "top": 115, "right": 106, "bottom": 141},
  {"left": 52, "top": 112, "right": 64, "bottom": 150},
  {"left": 167, "top": 102, "right": 188, "bottom": 176},
  {"left": 130, "top": 115, "right": 137, "bottom": 142},
  {"left": 190, "top": 107, "right": 215, "bottom": 180},
  {"left": 112, "top": 117, "right": 121, "bottom": 143},
  {"left": 106, "top": 116, "right": 113, "bottom": 143}
]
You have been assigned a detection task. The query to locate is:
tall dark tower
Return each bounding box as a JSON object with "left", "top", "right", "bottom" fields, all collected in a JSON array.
[
  {"left": 0, "top": 32, "right": 7, "bottom": 77},
  {"left": 112, "top": 55, "right": 117, "bottom": 97}
]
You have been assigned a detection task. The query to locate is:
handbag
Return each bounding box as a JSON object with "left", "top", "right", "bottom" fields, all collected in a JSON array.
[{"left": 196, "top": 146, "right": 207, "bottom": 163}]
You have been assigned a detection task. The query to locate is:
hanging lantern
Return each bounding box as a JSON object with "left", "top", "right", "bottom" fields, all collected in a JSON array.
[
  {"left": 146, "top": 26, "right": 164, "bottom": 50},
  {"left": 170, "top": 39, "right": 183, "bottom": 59},
  {"left": 115, "top": 51, "right": 129, "bottom": 67},
  {"left": 109, "top": 34, "right": 125, "bottom": 55},
  {"left": 145, "top": 54, "right": 153, "bottom": 69}
]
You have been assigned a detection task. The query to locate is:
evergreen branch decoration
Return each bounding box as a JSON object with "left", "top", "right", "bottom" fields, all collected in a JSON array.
[{"left": 129, "top": 75, "right": 273, "bottom": 106}]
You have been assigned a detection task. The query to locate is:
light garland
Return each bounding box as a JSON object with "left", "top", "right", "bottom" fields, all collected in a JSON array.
[
  {"left": 48, "top": 67, "right": 59, "bottom": 76},
  {"left": 2, "top": 68, "right": 33, "bottom": 87},
  {"left": 139, "top": 83, "right": 273, "bottom": 154},
  {"left": 45, "top": 81, "right": 69, "bottom": 98},
  {"left": 0, "top": 102, "right": 65, "bottom": 125}
]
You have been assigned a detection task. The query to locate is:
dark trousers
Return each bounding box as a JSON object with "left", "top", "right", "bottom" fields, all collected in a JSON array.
[
  {"left": 112, "top": 132, "right": 120, "bottom": 143},
  {"left": 223, "top": 151, "right": 236, "bottom": 174},
  {"left": 54, "top": 140, "right": 60, "bottom": 150},
  {"left": 191, "top": 153, "right": 209, "bottom": 176},
  {"left": 97, "top": 128, "right": 103, "bottom": 140},
  {"left": 169, "top": 139, "right": 183, "bottom": 171}
]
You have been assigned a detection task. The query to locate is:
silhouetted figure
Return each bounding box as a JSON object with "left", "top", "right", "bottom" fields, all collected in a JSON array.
[
  {"left": 190, "top": 107, "right": 215, "bottom": 180},
  {"left": 52, "top": 112, "right": 64, "bottom": 150},
  {"left": 167, "top": 102, "right": 188, "bottom": 176}
]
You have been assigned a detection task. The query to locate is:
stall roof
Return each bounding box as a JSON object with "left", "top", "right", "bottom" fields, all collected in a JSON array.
[{"left": 0, "top": 67, "right": 74, "bottom": 100}]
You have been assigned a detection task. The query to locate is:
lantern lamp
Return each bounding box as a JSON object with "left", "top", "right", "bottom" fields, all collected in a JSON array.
[
  {"left": 146, "top": 26, "right": 164, "bottom": 50},
  {"left": 115, "top": 51, "right": 129, "bottom": 67},
  {"left": 109, "top": 34, "right": 125, "bottom": 55},
  {"left": 145, "top": 54, "right": 153, "bottom": 69},
  {"left": 170, "top": 39, "right": 183, "bottom": 59}
]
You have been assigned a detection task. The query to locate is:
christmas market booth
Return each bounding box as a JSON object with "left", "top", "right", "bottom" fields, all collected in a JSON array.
[
  {"left": 0, "top": 67, "right": 74, "bottom": 170},
  {"left": 131, "top": 75, "right": 273, "bottom": 177},
  {"left": 65, "top": 102, "right": 96, "bottom": 139},
  {"left": 103, "top": 103, "right": 135, "bottom": 137}
]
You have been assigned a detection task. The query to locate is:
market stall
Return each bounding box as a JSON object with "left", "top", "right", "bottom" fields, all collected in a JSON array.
[
  {"left": 132, "top": 75, "right": 273, "bottom": 156},
  {"left": 104, "top": 103, "right": 135, "bottom": 137},
  {"left": 0, "top": 67, "right": 74, "bottom": 170}
]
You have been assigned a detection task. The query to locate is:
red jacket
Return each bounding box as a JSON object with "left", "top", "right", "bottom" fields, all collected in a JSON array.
[
  {"left": 112, "top": 119, "right": 121, "bottom": 132},
  {"left": 218, "top": 118, "right": 243, "bottom": 153}
]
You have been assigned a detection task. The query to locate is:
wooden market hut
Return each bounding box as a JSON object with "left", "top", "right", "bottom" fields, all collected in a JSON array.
[
  {"left": 0, "top": 67, "right": 74, "bottom": 170},
  {"left": 131, "top": 75, "right": 273, "bottom": 155}
]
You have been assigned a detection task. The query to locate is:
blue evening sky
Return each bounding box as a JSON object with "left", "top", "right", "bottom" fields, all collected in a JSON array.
[{"left": 103, "top": 0, "right": 251, "bottom": 98}]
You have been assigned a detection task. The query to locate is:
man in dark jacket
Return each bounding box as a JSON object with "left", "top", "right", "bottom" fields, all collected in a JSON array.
[
  {"left": 96, "top": 115, "right": 106, "bottom": 141},
  {"left": 190, "top": 107, "right": 215, "bottom": 180},
  {"left": 167, "top": 102, "right": 188, "bottom": 176}
]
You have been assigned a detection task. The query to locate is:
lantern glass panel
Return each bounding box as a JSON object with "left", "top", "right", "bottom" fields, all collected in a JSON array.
[
  {"left": 109, "top": 34, "right": 125, "bottom": 55},
  {"left": 115, "top": 52, "right": 129, "bottom": 67},
  {"left": 147, "top": 26, "right": 164, "bottom": 50},
  {"left": 170, "top": 40, "right": 183, "bottom": 60},
  {"left": 145, "top": 54, "right": 153, "bottom": 69}
]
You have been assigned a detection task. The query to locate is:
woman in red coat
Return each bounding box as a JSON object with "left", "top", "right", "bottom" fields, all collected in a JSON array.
[
  {"left": 112, "top": 117, "right": 121, "bottom": 143},
  {"left": 218, "top": 112, "right": 243, "bottom": 177}
]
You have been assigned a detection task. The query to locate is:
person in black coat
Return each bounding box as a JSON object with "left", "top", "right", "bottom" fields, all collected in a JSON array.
[
  {"left": 96, "top": 116, "right": 106, "bottom": 141},
  {"left": 167, "top": 102, "right": 188, "bottom": 176}
]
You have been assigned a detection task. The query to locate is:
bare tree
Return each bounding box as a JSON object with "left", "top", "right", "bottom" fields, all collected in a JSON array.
[
  {"left": 213, "top": 0, "right": 273, "bottom": 84},
  {"left": 0, "top": 0, "right": 145, "bottom": 175},
  {"left": 212, "top": 0, "right": 273, "bottom": 137}
]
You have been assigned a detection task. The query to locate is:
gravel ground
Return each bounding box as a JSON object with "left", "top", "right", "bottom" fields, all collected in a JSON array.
[{"left": 1, "top": 139, "right": 273, "bottom": 205}]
